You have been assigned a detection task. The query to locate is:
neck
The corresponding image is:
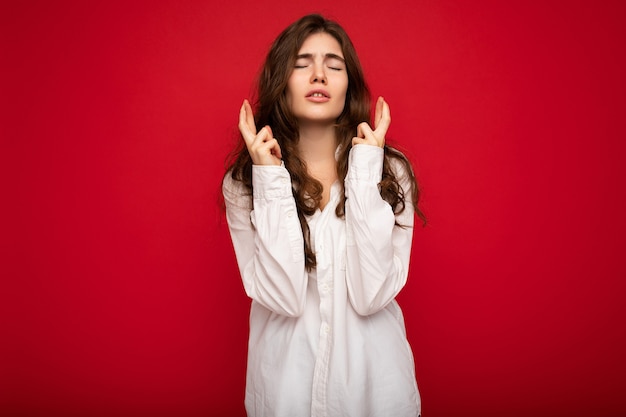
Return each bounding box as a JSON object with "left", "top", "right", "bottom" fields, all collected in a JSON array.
[
  {"left": 297, "top": 122, "right": 337, "bottom": 163},
  {"left": 296, "top": 122, "right": 338, "bottom": 209}
]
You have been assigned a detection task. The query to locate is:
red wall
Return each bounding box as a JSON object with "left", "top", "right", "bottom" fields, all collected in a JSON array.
[{"left": 3, "top": 1, "right": 625, "bottom": 416}]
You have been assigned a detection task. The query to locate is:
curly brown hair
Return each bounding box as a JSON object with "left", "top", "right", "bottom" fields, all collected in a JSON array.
[{"left": 225, "top": 14, "right": 425, "bottom": 270}]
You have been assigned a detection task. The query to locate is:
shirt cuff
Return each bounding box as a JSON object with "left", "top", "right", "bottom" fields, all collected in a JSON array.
[
  {"left": 252, "top": 163, "right": 292, "bottom": 200},
  {"left": 347, "top": 144, "right": 384, "bottom": 182}
]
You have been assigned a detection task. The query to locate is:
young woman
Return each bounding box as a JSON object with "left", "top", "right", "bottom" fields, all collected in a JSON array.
[{"left": 223, "top": 14, "right": 424, "bottom": 417}]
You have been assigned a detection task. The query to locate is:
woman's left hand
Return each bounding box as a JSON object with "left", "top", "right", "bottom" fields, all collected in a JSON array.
[{"left": 351, "top": 96, "right": 390, "bottom": 148}]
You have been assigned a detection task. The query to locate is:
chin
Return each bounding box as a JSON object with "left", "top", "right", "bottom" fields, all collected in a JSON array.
[
  {"left": 300, "top": 117, "right": 339, "bottom": 125},
  {"left": 297, "top": 111, "right": 344, "bottom": 124}
]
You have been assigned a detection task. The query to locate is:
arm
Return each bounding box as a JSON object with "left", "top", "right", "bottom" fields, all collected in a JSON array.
[
  {"left": 345, "top": 97, "right": 415, "bottom": 315},
  {"left": 223, "top": 100, "right": 307, "bottom": 316},
  {"left": 344, "top": 145, "right": 415, "bottom": 315},
  {"left": 223, "top": 166, "right": 308, "bottom": 317}
]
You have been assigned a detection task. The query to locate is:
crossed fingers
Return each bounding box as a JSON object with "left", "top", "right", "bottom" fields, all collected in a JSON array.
[
  {"left": 352, "top": 96, "right": 390, "bottom": 148},
  {"left": 238, "top": 100, "right": 282, "bottom": 165}
]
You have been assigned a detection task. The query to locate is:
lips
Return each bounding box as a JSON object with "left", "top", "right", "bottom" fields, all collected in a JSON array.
[
  {"left": 306, "top": 89, "right": 331, "bottom": 103},
  {"left": 306, "top": 89, "right": 330, "bottom": 98}
]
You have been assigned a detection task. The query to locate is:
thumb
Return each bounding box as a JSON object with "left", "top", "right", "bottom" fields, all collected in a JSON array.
[
  {"left": 357, "top": 122, "right": 370, "bottom": 138},
  {"left": 358, "top": 122, "right": 374, "bottom": 138}
]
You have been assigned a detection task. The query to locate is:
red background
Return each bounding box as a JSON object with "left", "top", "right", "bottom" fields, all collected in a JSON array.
[{"left": 2, "top": 1, "right": 625, "bottom": 416}]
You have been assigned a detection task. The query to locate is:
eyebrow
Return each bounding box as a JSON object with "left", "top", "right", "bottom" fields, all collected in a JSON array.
[{"left": 295, "top": 53, "right": 346, "bottom": 62}]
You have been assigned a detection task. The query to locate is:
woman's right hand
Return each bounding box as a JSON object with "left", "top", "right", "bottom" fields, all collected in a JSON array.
[{"left": 238, "top": 99, "right": 282, "bottom": 165}]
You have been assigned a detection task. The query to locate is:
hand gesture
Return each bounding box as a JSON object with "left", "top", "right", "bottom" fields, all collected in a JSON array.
[
  {"left": 351, "top": 96, "right": 391, "bottom": 148},
  {"left": 238, "top": 99, "right": 282, "bottom": 165}
]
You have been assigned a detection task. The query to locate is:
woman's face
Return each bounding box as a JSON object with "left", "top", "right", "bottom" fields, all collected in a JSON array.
[{"left": 286, "top": 32, "right": 349, "bottom": 125}]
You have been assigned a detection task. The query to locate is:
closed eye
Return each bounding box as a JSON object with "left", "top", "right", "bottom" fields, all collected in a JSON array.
[
  {"left": 294, "top": 57, "right": 311, "bottom": 69},
  {"left": 326, "top": 56, "right": 345, "bottom": 71}
]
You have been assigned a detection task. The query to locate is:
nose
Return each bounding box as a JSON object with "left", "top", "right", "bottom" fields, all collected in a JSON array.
[
  {"left": 312, "top": 75, "right": 327, "bottom": 84},
  {"left": 311, "top": 62, "right": 327, "bottom": 84}
]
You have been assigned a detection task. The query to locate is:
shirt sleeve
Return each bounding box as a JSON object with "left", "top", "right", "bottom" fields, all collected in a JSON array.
[
  {"left": 344, "top": 144, "right": 415, "bottom": 316},
  {"left": 222, "top": 165, "right": 307, "bottom": 317}
]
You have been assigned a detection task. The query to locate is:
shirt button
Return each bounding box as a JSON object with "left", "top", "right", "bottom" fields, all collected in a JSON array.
[
  {"left": 323, "top": 324, "right": 330, "bottom": 335},
  {"left": 287, "top": 210, "right": 293, "bottom": 218}
]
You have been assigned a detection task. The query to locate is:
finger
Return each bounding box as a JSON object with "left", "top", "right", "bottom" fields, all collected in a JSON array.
[
  {"left": 359, "top": 121, "right": 375, "bottom": 139},
  {"left": 354, "top": 122, "right": 379, "bottom": 147},
  {"left": 239, "top": 101, "right": 256, "bottom": 145},
  {"left": 243, "top": 100, "right": 256, "bottom": 134},
  {"left": 255, "top": 126, "right": 273, "bottom": 145},
  {"left": 258, "top": 125, "right": 269, "bottom": 141},
  {"left": 251, "top": 135, "right": 282, "bottom": 165},
  {"left": 374, "top": 98, "right": 391, "bottom": 138},
  {"left": 356, "top": 122, "right": 366, "bottom": 139},
  {"left": 265, "top": 125, "right": 273, "bottom": 140},
  {"left": 251, "top": 126, "right": 274, "bottom": 150},
  {"left": 352, "top": 136, "right": 366, "bottom": 147},
  {"left": 269, "top": 138, "right": 282, "bottom": 160},
  {"left": 374, "top": 96, "right": 383, "bottom": 129},
  {"left": 263, "top": 127, "right": 282, "bottom": 160}
]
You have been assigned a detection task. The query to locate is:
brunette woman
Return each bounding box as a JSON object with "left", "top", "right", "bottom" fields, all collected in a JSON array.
[{"left": 223, "top": 14, "right": 423, "bottom": 417}]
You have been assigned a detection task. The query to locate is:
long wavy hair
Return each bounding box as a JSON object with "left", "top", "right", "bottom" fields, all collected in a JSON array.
[{"left": 225, "top": 14, "right": 425, "bottom": 270}]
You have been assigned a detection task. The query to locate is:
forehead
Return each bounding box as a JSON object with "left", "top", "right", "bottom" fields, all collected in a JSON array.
[{"left": 298, "top": 32, "right": 343, "bottom": 57}]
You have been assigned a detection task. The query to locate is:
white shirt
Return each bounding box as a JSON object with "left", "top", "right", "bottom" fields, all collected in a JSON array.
[{"left": 223, "top": 145, "right": 421, "bottom": 417}]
